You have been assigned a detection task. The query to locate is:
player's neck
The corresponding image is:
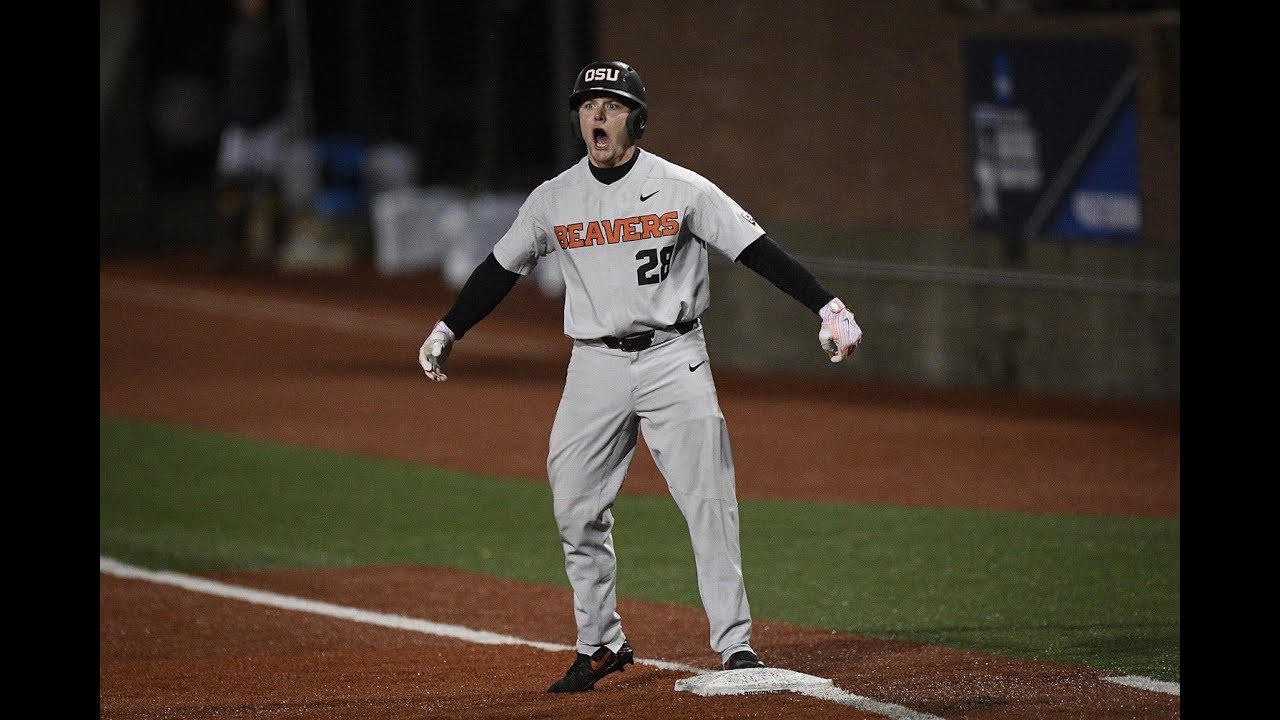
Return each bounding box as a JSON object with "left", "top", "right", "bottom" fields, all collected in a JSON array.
[{"left": 588, "top": 147, "right": 641, "bottom": 185}]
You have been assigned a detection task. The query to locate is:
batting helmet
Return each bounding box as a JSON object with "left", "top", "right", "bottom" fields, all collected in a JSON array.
[{"left": 568, "top": 60, "right": 648, "bottom": 143}]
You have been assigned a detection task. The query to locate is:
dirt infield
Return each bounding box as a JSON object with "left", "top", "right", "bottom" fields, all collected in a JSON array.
[{"left": 98, "top": 257, "right": 1180, "bottom": 719}]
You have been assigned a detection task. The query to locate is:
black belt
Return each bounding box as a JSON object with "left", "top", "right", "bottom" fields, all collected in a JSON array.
[{"left": 599, "top": 319, "right": 699, "bottom": 351}]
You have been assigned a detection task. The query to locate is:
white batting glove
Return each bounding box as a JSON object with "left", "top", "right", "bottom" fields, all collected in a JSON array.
[
  {"left": 818, "top": 298, "right": 862, "bottom": 363},
  {"left": 419, "top": 320, "right": 455, "bottom": 382}
]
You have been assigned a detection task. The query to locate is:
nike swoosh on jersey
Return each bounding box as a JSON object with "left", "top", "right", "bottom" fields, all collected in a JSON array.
[
  {"left": 640, "top": 191, "right": 659, "bottom": 201},
  {"left": 688, "top": 361, "right": 705, "bottom": 372}
]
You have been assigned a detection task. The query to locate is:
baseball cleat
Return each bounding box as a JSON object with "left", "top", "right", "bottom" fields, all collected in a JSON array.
[
  {"left": 723, "top": 649, "right": 765, "bottom": 670},
  {"left": 547, "top": 641, "right": 635, "bottom": 692}
]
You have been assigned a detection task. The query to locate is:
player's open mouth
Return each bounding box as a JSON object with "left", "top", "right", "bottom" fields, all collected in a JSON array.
[{"left": 593, "top": 128, "right": 609, "bottom": 149}]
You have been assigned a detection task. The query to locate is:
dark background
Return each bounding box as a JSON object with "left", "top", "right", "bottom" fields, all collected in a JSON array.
[
  {"left": 103, "top": 0, "right": 1177, "bottom": 255},
  {"left": 137, "top": 0, "right": 594, "bottom": 193}
]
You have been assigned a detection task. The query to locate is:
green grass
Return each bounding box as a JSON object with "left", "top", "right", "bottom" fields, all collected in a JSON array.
[{"left": 100, "top": 417, "right": 1179, "bottom": 682}]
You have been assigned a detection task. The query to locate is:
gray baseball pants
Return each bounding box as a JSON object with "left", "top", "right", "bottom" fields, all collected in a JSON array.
[{"left": 546, "top": 325, "right": 754, "bottom": 665}]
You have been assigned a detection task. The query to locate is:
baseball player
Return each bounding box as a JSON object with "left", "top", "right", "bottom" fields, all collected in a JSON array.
[{"left": 419, "top": 60, "right": 862, "bottom": 693}]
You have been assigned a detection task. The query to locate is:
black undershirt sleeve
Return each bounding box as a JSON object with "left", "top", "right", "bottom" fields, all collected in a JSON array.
[
  {"left": 440, "top": 253, "right": 521, "bottom": 340},
  {"left": 735, "top": 234, "right": 835, "bottom": 314},
  {"left": 443, "top": 236, "right": 831, "bottom": 339}
]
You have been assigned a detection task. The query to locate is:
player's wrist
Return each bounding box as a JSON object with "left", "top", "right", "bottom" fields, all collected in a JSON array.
[{"left": 819, "top": 297, "right": 846, "bottom": 322}]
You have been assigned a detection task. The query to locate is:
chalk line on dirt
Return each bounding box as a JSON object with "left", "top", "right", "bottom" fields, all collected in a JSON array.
[
  {"left": 100, "top": 556, "right": 942, "bottom": 719},
  {"left": 1103, "top": 675, "right": 1180, "bottom": 696}
]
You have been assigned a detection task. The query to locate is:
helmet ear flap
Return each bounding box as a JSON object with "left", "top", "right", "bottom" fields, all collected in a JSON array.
[
  {"left": 627, "top": 107, "right": 647, "bottom": 142},
  {"left": 568, "top": 108, "right": 582, "bottom": 142}
]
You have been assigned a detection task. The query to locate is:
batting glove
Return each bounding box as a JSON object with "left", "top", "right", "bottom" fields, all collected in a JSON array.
[
  {"left": 419, "top": 320, "right": 455, "bottom": 382},
  {"left": 818, "top": 298, "right": 862, "bottom": 363}
]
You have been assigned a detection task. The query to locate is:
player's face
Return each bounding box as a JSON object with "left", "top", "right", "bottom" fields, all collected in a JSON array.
[{"left": 578, "top": 94, "right": 636, "bottom": 168}]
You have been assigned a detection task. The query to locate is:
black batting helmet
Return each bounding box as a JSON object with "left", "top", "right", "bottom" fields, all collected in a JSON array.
[{"left": 568, "top": 60, "right": 648, "bottom": 143}]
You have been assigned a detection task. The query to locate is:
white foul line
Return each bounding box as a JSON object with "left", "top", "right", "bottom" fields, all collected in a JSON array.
[
  {"left": 99, "top": 556, "right": 944, "bottom": 719},
  {"left": 1103, "top": 675, "right": 1180, "bottom": 696}
]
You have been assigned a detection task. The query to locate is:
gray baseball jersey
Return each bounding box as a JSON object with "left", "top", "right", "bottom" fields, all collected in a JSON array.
[
  {"left": 491, "top": 149, "right": 762, "bottom": 663},
  {"left": 493, "top": 150, "right": 764, "bottom": 339}
]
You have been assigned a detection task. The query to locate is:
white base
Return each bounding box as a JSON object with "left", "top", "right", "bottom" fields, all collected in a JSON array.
[{"left": 674, "top": 668, "right": 835, "bottom": 696}]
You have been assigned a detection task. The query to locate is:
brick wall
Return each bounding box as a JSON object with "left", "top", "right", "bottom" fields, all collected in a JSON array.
[
  {"left": 598, "top": 0, "right": 1179, "bottom": 246},
  {"left": 596, "top": 1, "right": 1180, "bottom": 400}
]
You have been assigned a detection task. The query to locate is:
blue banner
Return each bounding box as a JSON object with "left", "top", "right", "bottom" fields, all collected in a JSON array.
[{"left": 966, "top": 36, "right": 1141, "bottom": 243}]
